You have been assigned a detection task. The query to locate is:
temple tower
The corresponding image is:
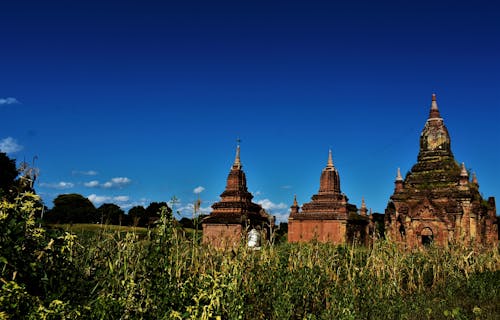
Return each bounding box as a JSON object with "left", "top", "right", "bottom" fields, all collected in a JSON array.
[
  {"left": 202, "top": 143, "right": 273, "bottom": 248},
  {"left": 385, "top": 94, "right": 498, "bottom": 247},
  {"left": 288, "top": 150, "right": 369, "bottom": 244}
]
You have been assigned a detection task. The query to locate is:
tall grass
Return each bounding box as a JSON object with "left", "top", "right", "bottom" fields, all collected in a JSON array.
[
  {"left": 2, "top": 199, "right": 499, "bottom": 319},
  {"left": 73, "top": 213, "right": 499, "bottom": 320}
]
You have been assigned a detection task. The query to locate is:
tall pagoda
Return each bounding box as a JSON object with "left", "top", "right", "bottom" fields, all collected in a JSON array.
[
  {"left": 202, "top": 143, "right": 273, "bottom": 248},
  {"left": 385, "top": 94, "right": 498, "bottom": 247},
  {"left": 288, "top": 150, "right": 370, "bottom": 244}
]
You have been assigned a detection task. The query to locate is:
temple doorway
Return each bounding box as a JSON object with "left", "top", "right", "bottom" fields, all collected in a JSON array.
[{"left": 421, "top": 227, "right": 434, "bottom": 246}]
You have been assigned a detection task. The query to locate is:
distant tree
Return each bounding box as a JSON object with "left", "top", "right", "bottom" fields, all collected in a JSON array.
[
  {"left": 128, "top": 205, "right": 147, "bottom": 227},
  {"left": 0, "top": 152, "right": 18, "bottom": 198},
  {"left": 179, "top": 217, "right": 194, "bottom": 229},
  {"left": 145, "top": 202, "right": 171, "bottom": 227},
  {"left": 274, "top": 222, "right": 288, "bottom": 244},
  {"left": 44, "top": 194, "right": 97, "bottom": 224},
  {"left": 97, "top": 203, "right": 125, "bottom": 225}
]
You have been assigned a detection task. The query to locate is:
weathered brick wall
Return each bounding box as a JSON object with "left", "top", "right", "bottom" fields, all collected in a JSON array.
[
  {"left": 288, "top": 219, "right": 346, "bottom": 243},
  {"left": 202, "top": 223, "right": 243, "bottom": 248}
]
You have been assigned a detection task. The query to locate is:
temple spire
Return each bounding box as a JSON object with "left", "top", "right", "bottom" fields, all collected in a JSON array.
[
  {"left": 233, "top": 139, "right": 241, "bottom": 169},
  {"left": 360, "top": 197, "right": 367, "bottom": 216},
  {"left": 327, "top": 149, "right": 334, "bottom": 168},
  {"left": 396, "top": 167, "right": 403, "bottom": 181},
  {"left": 290, "top": 194, "right": 300, "bottom": 214},
  {"left": 459, "top": 162, "right": 469, "bottom": 186},
  {"left": 472, "top": 172, "right": 478, "bottom": 185},
  {"left": 429, "top": 93, "right": 441, "bottom": 119},
  {"left": 460, "top": 162, "right": 468, "bottom": 177},
  {"left": 395, "top": 167, "right": 404, "bottom": 192}
]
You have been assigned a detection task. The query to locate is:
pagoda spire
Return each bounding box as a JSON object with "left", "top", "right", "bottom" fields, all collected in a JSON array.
[
  {"left": 460, "top": 162, "right": 468, "bottom": 177},
  {"left": 360, "top": 197, "right": 368, "bottom": 216},
  {"left": 459, "top": 162, "right": 469, "bottom": 186},
  {"left": 327, "top": 148, "right": 334, "bottom": 168},
  {"left": 396, "top": 167, "right": 403, "bottom": 181},
  {"left": 395, "top": 167, "right": 404, "bottom": 192},
  {"left": 290, "top": 194, "right": 300, "bottom": 214},
  {"left": 429, "top": 93, "right": 441, "bottom": 119},
  {"left": 233, "top": 139, "right": 242, "bottom": 169},
  {"left": 472, "top": 172, "right": 478, "bottom": 185},
  {"left": 318, "top": 149, "right": 341, "bottom": 194}
]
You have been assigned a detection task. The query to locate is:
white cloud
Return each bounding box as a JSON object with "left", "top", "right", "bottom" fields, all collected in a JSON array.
[
  {"left": 280, "top": 185, "right": 292, "bottom": 189},
  {"left": 256, "top": 199, "right": 289, "bottom": 224},
  {"left": 193, "top": 186, "right": 205, "bottom": 194},
  {"left": 102, "top": 177, "right": 132, "bottom": 188},
  {"left": 176, "top": 201, "right": 212, "bottom": 217},
  {"left": 86, "top": 177, "right": 132, "bottom": 188},
  {"left": 0, "top": 97, "right": 20, "bottom": 105},
  {"left": 87, "top": 194, "right": 110, "bottom": 204},
  {"left": 119, "top": 198, "right": 149, "bottom": 210},
  {"left": 87, "top": 194, "right": 131, "bottom": 205},
  {"left": 73, "top": 170, "right": 98, "bottom": 176},
  {"left": 0, "top": 137, "right": 23, "bottom": 154},
  {"left": 84, "top": 180, "right": 100, "bottom": 187},
  {"left": 273, "top": 213, "right": 290, "bottom": 224},
  {"left": 256, "top": 199, "right": 288, "bottom": 211},
  {"left": 40, "top": 181, "right": 75, "bottom": 189}
]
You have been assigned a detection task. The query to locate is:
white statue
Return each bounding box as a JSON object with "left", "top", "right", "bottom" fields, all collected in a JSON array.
[{"left": 247, "top": 228, "right": 261, "bottom": 249}]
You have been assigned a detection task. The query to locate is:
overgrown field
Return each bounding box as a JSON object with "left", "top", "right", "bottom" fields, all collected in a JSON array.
[{"left": 1, "top": 193, "right": 499, "bottom": 319}]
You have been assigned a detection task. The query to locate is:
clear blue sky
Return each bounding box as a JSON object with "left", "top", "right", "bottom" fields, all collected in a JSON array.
[{"left": 1, "top": 0, "right": 499, "bottom": 222}]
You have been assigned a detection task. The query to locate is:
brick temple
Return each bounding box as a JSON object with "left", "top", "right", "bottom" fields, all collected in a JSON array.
[
  {"left": 385, "top": 94, "right": 498, "bottom": 247},
  {"left": 202, "top": 144, "right": 273, "bottom": 248},
  {"left": 288, "top": 150, "right": 370, "bottom": 244}
]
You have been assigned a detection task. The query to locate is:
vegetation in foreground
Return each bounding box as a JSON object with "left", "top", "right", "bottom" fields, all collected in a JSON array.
[{"left": 1, "top": 192, "right": 499, "bottom": 320}]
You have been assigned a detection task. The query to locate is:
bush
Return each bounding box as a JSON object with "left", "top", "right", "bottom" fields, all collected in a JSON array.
[{"left": 2, "top": 193, "right": 499, "bottom": 319}]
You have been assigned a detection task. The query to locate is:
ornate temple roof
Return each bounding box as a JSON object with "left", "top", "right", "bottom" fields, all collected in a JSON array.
[
  {"left": 203, "top": 143, "right": 269, "bottom": 224},
  {"left": 392, "top": 94, "right": 483, "bottom": 199},
  {"left": 401, "top": 94, "right": 462, "bottom": 192},
  {"left": 290, "top": 150, "right": 358, "bottom": 220}
]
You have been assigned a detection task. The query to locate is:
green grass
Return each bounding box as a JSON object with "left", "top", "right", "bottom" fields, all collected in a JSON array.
[
  {"left": 49, "top": 223, "right": 148, "bottom": 234},
  {"left": 3, "top": 197, "right": 499, "bottom": 320}
]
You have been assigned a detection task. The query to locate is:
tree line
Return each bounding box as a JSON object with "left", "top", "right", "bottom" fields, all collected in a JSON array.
[
  {"left": 0, "top": 152, "right": 204, "bottom": 228},
  {"left": 43, "top": 193, "right": 173, "bottom": 227}
]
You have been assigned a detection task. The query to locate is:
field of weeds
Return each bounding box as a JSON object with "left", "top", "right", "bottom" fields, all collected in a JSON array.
[{"left": 1, "top": 193, "right": 499, "bottom": 319}]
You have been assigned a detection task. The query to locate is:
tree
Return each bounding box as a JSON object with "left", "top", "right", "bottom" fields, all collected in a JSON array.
[
  {"left": 44, "top": 193, "right": 97, "bottom": 224},
  {"left": 179, "top": 217, "right": 194, "bottom": 229},
  {"left": 97, "top": 203, "right": 125, "bottom": 225},
  {"left": 128, "top": 205, "right": 147, "bottom": 227},
  {"left": 145, "top": 202, "right": 171, "bottom": 226},
  {"left": 0, "top": 152, "right": 18, "bottom": 198}
]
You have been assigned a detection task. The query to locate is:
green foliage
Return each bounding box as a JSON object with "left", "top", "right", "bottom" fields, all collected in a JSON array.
[
  {"left": 128, "top": 205, "right": 147, "bottom": 227},
  {"left": 2, "top": 193, "right": 500, "bottom": 319},
  {"left": 0, "top": 192, "right": 90, "bottom": 318},
  {"left": 44, "top": 193, "right": 97, "bottom": 224},
  {"left": 97, "top": 203, "right": 125, "bottom": 225},
  {"left": 0, "top": 152, "right": 18, "bottom": 198}
]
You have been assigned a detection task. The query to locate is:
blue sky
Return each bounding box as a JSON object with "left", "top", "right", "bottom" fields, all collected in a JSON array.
[{"left": 1, "top": 0, "right": 499, "bottom": 222}]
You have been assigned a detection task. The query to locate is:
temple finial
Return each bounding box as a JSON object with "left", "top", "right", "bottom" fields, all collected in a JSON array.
[
  {"left": 233, "top": 138, "right": 241, "bottom": 169},
  {"left": 293, "top": 194, "right": 298, "bottom": 207},
  {"left": 396, "top": 167, "right": 403, "bottom": 181},
  {"left": 460, "top": 162, "right": 468, "bottom": 177},
  {"left": 472, "top": 172, "right": 478, "bottom": 185},
  {"left": 327, "top": 149, "right": 334, "bottom": 168},
  {"left": 429, "top": 93, "right": 441, "bottom": 118},
  {"left": 361, "top": 197, "right": 366, "bottom": 209}
]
